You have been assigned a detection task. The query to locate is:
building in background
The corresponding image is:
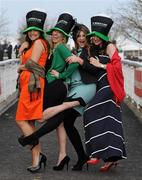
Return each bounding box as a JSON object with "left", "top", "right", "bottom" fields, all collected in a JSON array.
[{"left": 119, "top": 40, "right": 142, "bottom": 62}]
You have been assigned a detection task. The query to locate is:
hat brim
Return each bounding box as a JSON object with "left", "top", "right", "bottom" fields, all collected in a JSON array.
[
  {"left": 46, "top": 27, "right": 70, "bottom": 37},
  {"left": 87, "top": 31, "right": 109, "bottom": 41},
  {"left": 23, "top": 26, "right": 44, "bottom": 34}
]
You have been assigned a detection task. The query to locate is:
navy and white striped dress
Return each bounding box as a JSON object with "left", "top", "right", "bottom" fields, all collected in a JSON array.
[{"left": 83, "top": 55, "right": 127, "bottom": 161}]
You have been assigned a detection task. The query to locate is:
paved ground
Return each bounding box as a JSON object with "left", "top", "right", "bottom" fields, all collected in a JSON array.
[{"left": 0, "top": 102, "right": 142, "bottom": 180}]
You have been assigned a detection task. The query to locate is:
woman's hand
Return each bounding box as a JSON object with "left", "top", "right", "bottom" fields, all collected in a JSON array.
[
  {"left": 89, "top": 57, "right": 100, "bottom": 67},
  {"left": 19, "top": 41, "right": 29, "bottom": 56},
  {"left": 66, "top": 55, "right": 83, "bottom": 65},
  {"left": 50, "top": 69, "right": 59, "bottom": 78},
  {"left": 90, "top": 57, "right": 106, "bottom": 69},
  {"left": 66, "top": 55, "right": 78, "bottom": 63},
  {"left": 17, "top": 64, "right": 26, "bottom": 73},
  {"left": 17, "top": 67, "right": 21, "bottom": 73}
]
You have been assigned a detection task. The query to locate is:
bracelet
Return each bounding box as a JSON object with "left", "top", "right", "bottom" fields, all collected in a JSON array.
[{"left": 100, "top": 64, "right": 105, "bottom": 69}]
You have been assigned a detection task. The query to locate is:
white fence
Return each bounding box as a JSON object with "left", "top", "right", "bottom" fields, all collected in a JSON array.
[
  {"left": 122, "top": 59, "right": 142, "bottom": 109},
  {"left": 0, "top": 59, "right": 19, "bottom": 115},
  {"left": 0, "top": 58, "right": 142, "bottom": 115}
]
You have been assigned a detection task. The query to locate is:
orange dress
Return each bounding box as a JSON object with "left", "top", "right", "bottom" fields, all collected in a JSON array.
[{"left": 16, "top": 39, "right": 49, "bottom": 121}]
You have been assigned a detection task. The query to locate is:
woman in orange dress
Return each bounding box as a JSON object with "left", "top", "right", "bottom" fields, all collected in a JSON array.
[{"left": 15, "top": 9, "right": 49, "bottom": 172}]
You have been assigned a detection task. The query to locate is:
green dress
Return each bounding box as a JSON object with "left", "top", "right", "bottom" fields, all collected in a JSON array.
[{"left": 67, "top": 49, "right": 96, "bottom": 115}]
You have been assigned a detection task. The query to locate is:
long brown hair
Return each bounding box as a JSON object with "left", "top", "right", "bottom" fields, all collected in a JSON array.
[
  {"left": 24, "top": 31, "right": 48, "bottom": 52},
  {"left": 89, "top": 39, "right": 111, "bottom": 57},
  {"left": 72, "top": 23, "right": 90, "bottom": 50}
]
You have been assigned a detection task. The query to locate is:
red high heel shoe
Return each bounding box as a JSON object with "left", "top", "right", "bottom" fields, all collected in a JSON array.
[
  {"left": 87, "top": 158, "right": 100, "bottom": 165},
  {"left": 100, "top": 161, "right": 118, "bottom": 172}
]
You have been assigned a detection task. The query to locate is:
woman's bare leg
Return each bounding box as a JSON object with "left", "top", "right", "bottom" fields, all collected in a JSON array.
[
  {"left": 16, "top": 120, "right": 41, "bottom": 166},
  {"left": 28, "top": 121, "right": 42, "bottom": 167},
  {"left": 56, "top": 123, "right": 67, "bottom": 165},
  {"left": 40, "top": 101, "right": 80, "bottom": 122}
]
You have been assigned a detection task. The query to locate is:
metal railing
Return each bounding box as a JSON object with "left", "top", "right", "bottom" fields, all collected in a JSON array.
[
  {"left": 122, "top": 59, "right": 142, "bottom": 67},
  {"left": 0, "top": 59, "right": 19, "bottom": 115},
  {"left": 122, "top": 59, "right": 142, "bottom": 117}
]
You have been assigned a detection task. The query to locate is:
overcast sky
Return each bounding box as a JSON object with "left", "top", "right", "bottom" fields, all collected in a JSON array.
[
  {"left": 1, "top": 0, "right": 132, "bottom": 36},
  {"left": 0, "top": 0, "right": 133, "bottom": 48}
]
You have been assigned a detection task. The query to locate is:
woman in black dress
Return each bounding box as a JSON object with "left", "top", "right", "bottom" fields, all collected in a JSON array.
[{"left": 84, "top": 15, "right": 127, "bottom": 172}]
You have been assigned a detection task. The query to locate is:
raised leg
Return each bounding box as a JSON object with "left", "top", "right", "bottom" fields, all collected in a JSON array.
[{"left": 39, "top": 101, "right": 80, "bottom": 122}]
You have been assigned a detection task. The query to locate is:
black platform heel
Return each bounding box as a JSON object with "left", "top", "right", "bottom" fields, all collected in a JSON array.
[
  {"left": 53, "top": 156, "right": 70, "bottom": 171},
  {"left": 27, "top": 153, "right": 47, "bottom": 173},
  {"left": 64, "top": 96, "right": 86, "bottom": 107},
  {"left": 72, "top": 156, "right": 89, "bottom": 171},
  {"left": 18, "top": 135, "right": 39, "bottom": 147}
]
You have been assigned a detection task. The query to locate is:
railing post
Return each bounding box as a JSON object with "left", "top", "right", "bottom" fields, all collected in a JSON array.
[
  {"left": 122, "top": 59, "right": 142, "bottom": 114},
  {"left": 0, "top": 59, "right": 20, "bottom": 115}
]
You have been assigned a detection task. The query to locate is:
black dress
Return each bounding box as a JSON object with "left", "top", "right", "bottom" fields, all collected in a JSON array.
[
  {"left": 43, "top": 54, "right": 67, "bottom": 110},
  {"left": 83, "top": 55, "right": 127, "bottom": 162}
]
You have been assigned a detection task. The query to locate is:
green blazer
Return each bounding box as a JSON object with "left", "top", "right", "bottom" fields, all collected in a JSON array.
[{"left": 46, "top": 44, "right": 79, "bottom": 83}]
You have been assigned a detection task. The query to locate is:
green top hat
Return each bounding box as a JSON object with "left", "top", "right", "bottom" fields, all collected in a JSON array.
[
  {"left": 23, "top": 10, "right": 47, "bottom": 34},
  {"left": 47, "top": 13, "right": 75, "bottom": 37},
  {"left": 87, "top": 15, "right": 113, "bottom": 41}
]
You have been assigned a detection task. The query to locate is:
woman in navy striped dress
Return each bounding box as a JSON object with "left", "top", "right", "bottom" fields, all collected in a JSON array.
[{"left": 83, "top": 15, "right": 127, "bottom": 172}]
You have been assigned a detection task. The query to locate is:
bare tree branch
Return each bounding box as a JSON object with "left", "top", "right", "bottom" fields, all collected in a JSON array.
[
  {"left": 0, "top": 9, "right": 9, "bottom": 41},
  {"left": 110, "top": 0, "right": 142, "bottom": 44}
]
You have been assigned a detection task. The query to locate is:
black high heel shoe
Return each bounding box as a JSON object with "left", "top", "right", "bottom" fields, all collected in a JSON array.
[
  {"left": 53, "top": 156, "right": 70, "bottom": 171},
  {"left": 18, "top": 135, "right": 39, "bottom": 147},
  {"left": 72, "top": 156, "right": 89, "bottom": 171},
  {"left": 64, "top": 97, "right": 86, "bottom": 107},
  {"left": 27, "top": 153, "right": 47, "bottom": 173}
]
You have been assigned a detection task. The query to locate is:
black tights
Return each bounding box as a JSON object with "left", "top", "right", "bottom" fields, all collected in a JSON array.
[
  {"left": 63, "top": 109, "right": 87, "bottom": 160},
  {"left": 23, "top": 79, "right": 68, "bottom": 143},
  {"left": 23, "top": 108, "right": 87, "bottom": 161},
  {"left": 23, "top": 112, "right": 65, "bottom": 143}
]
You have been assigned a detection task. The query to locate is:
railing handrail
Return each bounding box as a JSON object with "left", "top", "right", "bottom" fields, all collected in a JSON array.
[
  {"left": 1, "top": 58, "right": 142, "bottom": 67},
  {"left": 122, "top": 59, "right": 142, "bottom": 67},
  {"left": 0, "top": 59, "right": 19, "bottom": 66}
]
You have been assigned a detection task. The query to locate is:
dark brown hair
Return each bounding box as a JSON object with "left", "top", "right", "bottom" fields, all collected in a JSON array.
[
  {"left": 24, "top": 31, "right": 47, "bottom": 51},
  {"left": 89, "top": 40, "right": 110, "bottom": 57},
  {"left": 72, "top": 23, "right": 90, "bottom": 49}
]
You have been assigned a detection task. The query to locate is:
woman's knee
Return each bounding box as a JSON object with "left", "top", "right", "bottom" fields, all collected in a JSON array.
[
  {"left": 16, "top": 120, "right": 27, "bottom": 128},
  {"left": 16, "top": 120, "right": 23, "bottom": 125}
]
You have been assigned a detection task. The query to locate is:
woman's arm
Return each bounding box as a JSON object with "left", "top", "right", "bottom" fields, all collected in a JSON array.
[
  {"left": 50, "top": 60, "right": 79, "bottom": 79},
  {"left": 30, "top": 39, "right": 45, "bottom": 63},
  {"left": 106, "top": 43, "right": 122, "bottom": 72},
  {"left": 88, "top": 44, "right": 116, "bottom": 69},
  {"left": 66, "top": 55, "right": 84, "bottom": 65},
  {"left": 17, "top": 64, "right": 27, "bottom": 73},
  {"left": 89, "top": 56, "right": 106, "bottom": 69},
  {"left": 19, "top": 41, "right": 29, "bottom": 56},
  {"left": 52, "top": 44, "right": 79, "bottom": 79},
  {"left": 17, "top": 39, "right": 45, "bottom": 73},
  {"left": 18, "top": 41, "right": 29, "bottom": 63},
  {"left": 67, "top": 55, "right": 106, "bottom": 70},
  {"left": 17, "top": 41, "right": 29, "bottom": 72},
  {"left": 106, "top": 43, "right": 116, "bottom": 59},
  {"left": 66, "top": 52, "right": 99, "bottom": 76},
  {"left": 106, "top": 43, "right": 125, "bottom": 103}
]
